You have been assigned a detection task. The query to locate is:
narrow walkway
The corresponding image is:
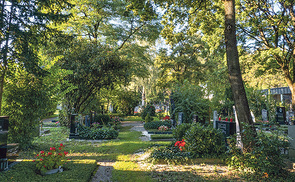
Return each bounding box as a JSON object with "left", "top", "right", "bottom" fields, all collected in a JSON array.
[{"left": 91, "top": 121, "right": 149, "bottom": 182}]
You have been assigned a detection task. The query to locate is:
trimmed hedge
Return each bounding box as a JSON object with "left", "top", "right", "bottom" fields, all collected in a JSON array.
[
  {"left": 77, "top": 125, "right": 118, "bottom": 140},
  {"left": 144, "top": 121, "right": 172, "bottom": 130}
]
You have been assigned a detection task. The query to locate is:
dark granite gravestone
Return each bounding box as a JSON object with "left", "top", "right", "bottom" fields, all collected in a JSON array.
[
  {"left": 216, "top": 120, "right": 236, "bottom": 137},
  {"left": 0, "top": 116, "right": 9, "bottom": 171},
  {"left": 178, "top": 112, "right": 183, "bottom": 125},
  {"left": 69, "top": 114, "right": 79, "bottom": 139},
  {"left": 276, "top": 107, "right": 286, "bottom": 125}
]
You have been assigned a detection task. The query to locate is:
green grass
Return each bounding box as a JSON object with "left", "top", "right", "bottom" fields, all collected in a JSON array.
[
  {"left": 1, "top": 124, "right": 169, "bottom": 181},
  {"left": 122, "top": 116, "right": 160, "bottom": 122}
]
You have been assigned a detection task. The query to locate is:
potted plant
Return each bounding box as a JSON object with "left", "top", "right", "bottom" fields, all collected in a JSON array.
[{"left": 33, "top": 143, "right": 69, "bottom": 175}]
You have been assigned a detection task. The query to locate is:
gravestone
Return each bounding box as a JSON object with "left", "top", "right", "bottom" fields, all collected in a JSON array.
[
  {"left": 193, "top": 114, "right": 198, "bottom": 123},
  {"left": 250, "top": 111, "right": 256, "bottom": 123},
  {"left": 262, "top": 109, "right": 268, "bottom": 121},
  {"left": 286, "top": 111, "right": 290, "bottom": 123},
  {"left": 69, "top": 114, "right": 78, "bottom": 139},
  {"left": 178, "top": 112, "right": 183, "bottom": 125},
  {"left": 290, "top": 111, "right": 295, "bottom": 125},
  {"left": 213, "top": 111, "right": 218, "bottom": 129},
  {"left": 216, "top": 120, "right": 236, "bottom": 137},
  {"left": 85, "top": 115, "right": 90, "bottom": 127},
  {"left": 233, "top": 106, "right": 243, "bottom": 149},
  {"left": 276, "top": 107, "right": 286, "bottom": 125},
  {"left": 0, "top": 116, "right": 9, "bottom": 171}
]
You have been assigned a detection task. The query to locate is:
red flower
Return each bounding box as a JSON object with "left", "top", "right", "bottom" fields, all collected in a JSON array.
[
  {"left": 40, "top": 151, "right": 44, "bottom": 154},
  {"left": 60, "top": 143, "right": 63, "bottom": 147},
  {"left": 64, "top": 151, "right": 68, "bottom": 155},
  {"left": 40, "top": 158, "right": 43, "bottom": 161},
  {"left": 44, "top": 165, "right": 46, "bottom": 168},
  {"left": 58, "top": 153, "right": 62, "bottom": 156},
  {"left": 48, "top": 152, "right": 52, "bottom": 155},
  {"left": 37, "top": 154, "right": 39, "bottom": 157},
  {"left": 59, "top": 147, "right": 62, "bottom": 150},
  {"left": 32, "top": 160, "right": 35, "bottom": 162},
  {"left": 50, "top": 147, "right": 56, "bottom": 151}
]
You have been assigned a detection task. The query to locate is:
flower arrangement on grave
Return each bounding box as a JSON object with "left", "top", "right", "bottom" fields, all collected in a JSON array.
[
  {"left": 33, "top": 143, "right": 69, "bottom": 174},
  {"left": 162, "top": 115, "right": 170, "bottom": 121},
  {"left": 112, "top": 116, "right": 121, "bottom": 124},
  {"left": 158, "top": 125, "right": 169, "bottom": 131},
  {"left": 174, "top": 139, "right": 186, "bottom": 151}
]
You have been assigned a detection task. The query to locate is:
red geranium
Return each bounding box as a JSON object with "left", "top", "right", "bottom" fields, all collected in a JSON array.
[{"left": 174, "top": 139, "right": 186, "bottom": 151}]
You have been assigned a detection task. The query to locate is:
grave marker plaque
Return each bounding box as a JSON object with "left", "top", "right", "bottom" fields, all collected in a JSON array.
[{"left": 0, "top": 116, "right": 9, "bottom": 171}]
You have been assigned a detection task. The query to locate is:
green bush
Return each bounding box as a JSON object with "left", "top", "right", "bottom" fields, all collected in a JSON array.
[
  {"left": 227, "top": 124, "right": 289, "bottom": 177},
  {"left": 150, "top": 144, "right": 193, "bottom": 161},
  {"left": 145, "top": 113, "right": 154, "bottom": 123},
  {"left": 77, "top": 124, "right": 118, "bottom": 140},
  {"left": 94, "top": 114, "right": 112, "bottom": 125},
  {"left": 141, "top": 104, "right": 156, "bottom": 120},
  {"left": 144, "top": 121, "right": 172, "bottom": 130},
  {"left": 184, "top": 123, "right": 226, "bottom": 158},
  {"left": 173, "top": 123, "right": 192, "bottom": 141}
]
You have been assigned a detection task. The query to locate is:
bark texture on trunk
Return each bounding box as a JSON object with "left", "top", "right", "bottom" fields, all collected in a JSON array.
[{"left": 224, "top": 0, "right": 256, "bottom": 149}]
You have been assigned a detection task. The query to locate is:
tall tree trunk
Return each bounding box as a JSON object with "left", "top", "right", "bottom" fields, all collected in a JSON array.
[{"left": 224, "top": 0, "right": 256, "bottom": 149}]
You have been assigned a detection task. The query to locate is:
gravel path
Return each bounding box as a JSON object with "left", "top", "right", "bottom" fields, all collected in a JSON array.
[{"left": 91, "top": 121, "right": 149, "bottom": 182}]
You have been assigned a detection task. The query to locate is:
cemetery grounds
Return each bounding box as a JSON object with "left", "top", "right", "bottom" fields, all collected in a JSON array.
[{"left": 1, "top": 117, "right": 295, "bottom": 182}]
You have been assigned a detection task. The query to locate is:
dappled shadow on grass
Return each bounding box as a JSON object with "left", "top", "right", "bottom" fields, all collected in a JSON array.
[{"left": 0, "top": 159, "right": 97, "bottom": 182}]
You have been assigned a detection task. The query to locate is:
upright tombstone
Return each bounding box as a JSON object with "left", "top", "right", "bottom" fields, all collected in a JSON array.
[
  {"left": 213, "top": 111, "right": 218, "bottom": 129},
  {"left": 178, "top": 112, "right": 183, "bottom": 125},
  {"left": 262, "top": 109, "right": 268, "bottom": 121},
  {"left": 69, "top": 114, "right": 78, "bottom": 139},
  {"left": 288, "top": 125, "right": 295, "bottom": 158},
  {"left": 85, "top": 115, "right": 90, "bottom": 127},
  {"left": 0, "top": 116, "right": 9, "bottom": 171},
  {"left": 193, "top": 114, "right": 199, "bottom": 123},
  {"left": 290, "top": 111, "right": 295, "bottom": 125},
  {"left": 276, "top": 107, "right": 286, "bottom": 125},
  {"left": 233, "top": 106, "right": 243, "bottom": 149}
]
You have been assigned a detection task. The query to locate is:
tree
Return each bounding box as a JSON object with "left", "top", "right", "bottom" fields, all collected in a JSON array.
[
  {"left": 154, "top": 0, "right": 256, "bottom": 147},
  {"left": 236, "top": 0, "right": 295, "bottom": 109},
  {"left": 0, "top": 0, "right": 71, "bottom": 115}
]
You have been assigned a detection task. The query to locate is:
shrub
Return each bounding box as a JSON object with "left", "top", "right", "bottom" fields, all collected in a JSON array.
[
  {"left": 227, "top": 124, "right": 289, "bottom": 177},
  {"left": 172, "top": 123, "right": 192, "bottom": 141},
  {"left": 141, "top": 104, "right": 156, "bottom": 120},
  {"left": 76, "top": 124, "right": 118, "bottom": 140},
  {"left": 144, "top": 121, "right": 172, "bottom": 130},
  {"left": 150, "top": 144, "right": 193, "bottom": 161},
  {"left": 94, "top": 114, "right": 112, "bottom": 125},
  {"left": 145, "top": 113, "right": 154, "bottom": 123},
  {"left": 184, "top": 123, "right": 226, "bottom": 158}
]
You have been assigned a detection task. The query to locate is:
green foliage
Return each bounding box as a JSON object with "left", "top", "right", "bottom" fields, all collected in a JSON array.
[
  {"left": 94, "top": 114, "right": 112, "bottom": 125},
  {"left": 76, "top": 125, "right": 118, "bottom": 140},
  {"left": 184, "top": 123, "right": 226, "bottom": 158},
  {"left": 144, "top": 121, "right": 172, "bottom": 130},
  {"left": 112, "top": 89, "right": 141, "bottom": 115},
  {"left": 172, "top": 123, "right": 192, "bottom": 141},
  {"left": 3, "top": 73, "right": 53, "bottom": 149},
  {"left": 227, "top": 124, "right": 289, "bottom": 177},
  {"left": 141, "top": 104, "right": 156, "bottom": 120},
  {"left": 150, "top": 145, "right": 193, "bottom": 161},
  {"left": 145, "top": 113, "right": 154, "bottom": 123},
  {"left": 171, "top": 81, "right": 209, "bottom": 123}
]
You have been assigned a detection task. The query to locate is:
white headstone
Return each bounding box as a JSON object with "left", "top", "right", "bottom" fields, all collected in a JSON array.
[
  {"left": 233, "top": 106, "right": 243, "bottom": 149},
  {"left": 262, "top": 109, "right": 268, "bottom": 121},
  {"left": 213, "top": 110, "right": 218, "bottom": 129},
  {"left": 250, "top": 111, "right": 256, "bottom": 123}
]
